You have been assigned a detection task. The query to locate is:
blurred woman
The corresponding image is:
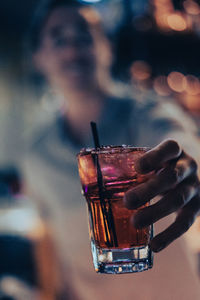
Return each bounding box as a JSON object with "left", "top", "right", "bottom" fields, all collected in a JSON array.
[{"left": 23, "top": 0, "right": 200, "bottom": 299}]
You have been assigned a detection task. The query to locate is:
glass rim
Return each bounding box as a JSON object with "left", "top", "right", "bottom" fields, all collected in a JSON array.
[{"left": 77, "top": 145, "right": 151, "bottom": 157}]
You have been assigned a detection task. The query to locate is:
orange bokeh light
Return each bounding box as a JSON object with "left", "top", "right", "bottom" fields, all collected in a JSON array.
[
  {"left": 167, "top": 72, "right": 186, "bottom": 92},
  {"left": 183, "top": 0, "right": 200, "bottom": 16},
  {"left": 185, "top": 75, "right": 200, "bottom": 95},
  {"left": 181, "top": 93, "right": 200, "bottom": 111},
  {"left": 131, "top": 61, "right": 152, "bottom": 81},
  {"left": 167, "top": 13, "right": 187, "bottom": 31},
  {"left": 153, "top": 76, "right": 172, "bottom": 96}
]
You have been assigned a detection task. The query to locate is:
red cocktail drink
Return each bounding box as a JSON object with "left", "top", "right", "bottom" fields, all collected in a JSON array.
[{"left": 77, "top": 146, "right": 153, "bottom": 274}]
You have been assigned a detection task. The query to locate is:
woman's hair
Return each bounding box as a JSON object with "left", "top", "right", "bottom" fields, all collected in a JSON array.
[{"left": 29, "top": 0, "right": 84, "bottom": 52}]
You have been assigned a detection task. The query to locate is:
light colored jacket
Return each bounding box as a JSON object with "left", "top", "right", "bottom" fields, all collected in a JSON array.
[{"left": 23, "top": 96, "right": 200, "bottom": 300}]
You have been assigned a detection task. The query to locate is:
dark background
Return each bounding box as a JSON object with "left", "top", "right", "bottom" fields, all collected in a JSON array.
[{"left": 1, "top": 0, "right": 200, "bottom": 77}]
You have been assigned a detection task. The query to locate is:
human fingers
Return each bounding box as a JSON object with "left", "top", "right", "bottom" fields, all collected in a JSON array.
[
  {"left": 150, "top": 195, "right": 200, "bottom": 252},
  {"left": 131, "top": 176, "right": 199, "bottom": 228},
  {"left": 124, "top": 155, "right": 197, "bottom": 209},
  {"left": 135, "top": 139, "right": 181, "bottom": 174}
]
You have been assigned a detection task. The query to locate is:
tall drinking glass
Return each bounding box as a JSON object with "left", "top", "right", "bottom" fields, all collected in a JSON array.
[{"left": 77, "top": 146, "right": 153, "bottom": 274}]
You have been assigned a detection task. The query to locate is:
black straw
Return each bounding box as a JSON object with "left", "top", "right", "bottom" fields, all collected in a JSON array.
[
  {"left": 90, "top": 122, "right": 118, "bottom": 247},
  {"left": 90, "top": 122, "right": 100, "bottom": 148}
]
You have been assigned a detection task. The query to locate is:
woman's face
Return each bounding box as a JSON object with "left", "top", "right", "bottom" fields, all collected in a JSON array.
[{"left": 34, "top": 6, "right": 97, "bottom": 91}]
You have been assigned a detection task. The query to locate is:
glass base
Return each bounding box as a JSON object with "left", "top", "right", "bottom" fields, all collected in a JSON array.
[{"left": 91, "top": 239, "right": 153, "bottom": 274}]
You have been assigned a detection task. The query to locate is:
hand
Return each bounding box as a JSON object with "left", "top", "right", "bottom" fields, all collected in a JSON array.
[{"left": 124, "top": 139, "right": 200, "bottom": 252}]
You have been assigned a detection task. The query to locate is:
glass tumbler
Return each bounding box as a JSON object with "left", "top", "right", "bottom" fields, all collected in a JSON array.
[{"left": 77, "top": 146, "right": 153, "bottom": 274}]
